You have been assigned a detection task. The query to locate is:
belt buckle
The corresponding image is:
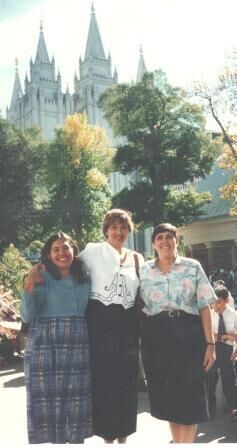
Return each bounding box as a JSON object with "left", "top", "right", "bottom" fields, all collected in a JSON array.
[{"left": 168, "top": 310, "right": 180, "bottom": 318}]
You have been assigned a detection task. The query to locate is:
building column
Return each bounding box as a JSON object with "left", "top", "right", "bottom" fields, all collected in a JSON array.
[
  {"left": 143, "top": 227, "right": 153, "bottom": 257},
  {"left": 205, "top": 242, "right": 214, "bottom": 270},
  {"left": 231, "top": 240, "right": 237, "bottom": 267},
  {"left": 187, "top": 244, "right": 193, "bottom": 258}
]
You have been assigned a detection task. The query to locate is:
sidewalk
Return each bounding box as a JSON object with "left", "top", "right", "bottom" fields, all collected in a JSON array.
[{"left": 0, "top": 359, "right": 236, "bottom": 445}]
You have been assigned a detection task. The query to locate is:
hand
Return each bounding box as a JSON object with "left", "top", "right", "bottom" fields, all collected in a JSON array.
[
  {"left": 203, "top": 345, "right": 216, "bottom": 372},
  {"left": 24, "top": 263, "right": 45, "bottom": 293},
  {"left": 221, "top": 334, "right": 228, "bottom": 342}
]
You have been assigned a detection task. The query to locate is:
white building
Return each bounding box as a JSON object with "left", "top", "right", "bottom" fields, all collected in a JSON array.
[{"left": 7, "top": 5, "right": 151, "bottom": 254}]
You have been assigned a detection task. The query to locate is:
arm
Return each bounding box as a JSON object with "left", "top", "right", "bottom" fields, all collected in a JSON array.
[
  {"left": 199, "top": 305, "right": 216, "bottom": 372},
  {"left": 221, "top": 333, "right": 237, "bottom": 342},
  {"left": 79, "top": 244, "right": 94, "bottom": 271},
  {"left": 20, "top": 290, "right": 38, "bottom": 323},
  {"left": 21, "top": 270, "right": 47, "bottom": 323},
  {"left": 24, "top": 263, "right": 45, "bottom": 292},
  {"left": 21, "top": 278, "right": 47, "bottom": 323}
]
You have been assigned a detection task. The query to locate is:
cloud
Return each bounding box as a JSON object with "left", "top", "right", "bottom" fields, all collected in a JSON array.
[{"left": 0, "top": 0, "right": 46, "bottom": 22}]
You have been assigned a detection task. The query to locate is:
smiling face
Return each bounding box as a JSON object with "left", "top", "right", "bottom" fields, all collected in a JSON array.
[
  {"left": 48, "top": 238, "right": 74, "bottom": 276},
  {"left": 106, "top": 219, "right": 130, "bottom": 251},
  {"left": 153, "top": 231, "right": 178, "bottom": 261}
]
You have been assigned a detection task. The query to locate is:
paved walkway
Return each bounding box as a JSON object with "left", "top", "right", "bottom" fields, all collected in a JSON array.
[{"left": 0, "top": 359, "right": 236, "bottom": 445}]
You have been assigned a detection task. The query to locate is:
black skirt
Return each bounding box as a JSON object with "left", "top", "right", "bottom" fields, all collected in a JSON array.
[
  {"left": 141, "top": 311, "right": 210, "bottom": 425},
  {"left": 86, "top": 300, "right": 139, "bottom": 439}
]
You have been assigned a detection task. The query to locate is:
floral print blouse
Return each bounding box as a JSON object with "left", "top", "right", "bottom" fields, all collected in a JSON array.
[{"left": 140, "top": 256, "right": 216, "bottom": 316}]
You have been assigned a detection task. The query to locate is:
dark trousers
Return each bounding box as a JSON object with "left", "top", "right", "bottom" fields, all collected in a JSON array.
[{"left": 208, "top": 342, "right": 237, "bottom": 417}]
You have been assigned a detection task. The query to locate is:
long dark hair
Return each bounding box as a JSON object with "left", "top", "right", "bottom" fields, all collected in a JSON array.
[{"left": 41, "top": 232, "right": 87, "bottom": 284}]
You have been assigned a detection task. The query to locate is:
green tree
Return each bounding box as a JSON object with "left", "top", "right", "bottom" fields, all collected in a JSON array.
[
  {"left": 99, "top": 71, "right": 215, "bottom": 227},
  {"left": 45, "top": 113, "right": 112, "bottom": 246},
  {"left": 192, "top": 69, "right": 237, "bottom": 215},
  {"left": 0, "top": 119, "right": 48, "bottom": 252}
]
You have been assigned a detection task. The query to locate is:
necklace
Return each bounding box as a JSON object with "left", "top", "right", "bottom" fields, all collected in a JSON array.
[{"left": 120, "top": 250, "right": 127, "bottom": 267}]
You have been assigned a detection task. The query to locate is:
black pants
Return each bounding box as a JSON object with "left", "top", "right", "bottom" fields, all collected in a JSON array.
[{"left": 208, "top": 342, "right": 237, "bottom": 417}]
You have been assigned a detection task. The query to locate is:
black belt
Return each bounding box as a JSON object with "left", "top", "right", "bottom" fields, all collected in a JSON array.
[
  {"left": 143, "top": 310, "right": 199, "bottom": 320},
  {"left": 159, "top": 310, "right": 187, "bottom": 318}
]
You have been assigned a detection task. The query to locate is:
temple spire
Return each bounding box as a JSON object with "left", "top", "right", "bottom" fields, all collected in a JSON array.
[
  {"left": 35, "top": 21, "right": 50, "bottom": 64},
  {"left": 136, "top": 45, "right": 147, "bottom": 82},
  {"left": 84, "top": 4, "right": 105, "bottom": 59},
  {"left": 10, "top": 58, "right": 23, "bottom": 108}
]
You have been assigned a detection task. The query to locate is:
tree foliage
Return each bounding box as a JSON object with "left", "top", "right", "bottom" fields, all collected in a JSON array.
[
  {"left": 192, "top": 68, "right": 237, "bottom": 215},
  {"left": 45, "top": 113, "right": 113, "bottom": 246},
  {"left": 0, "top": 244, "right": 31, "bottom": 302},
  {"left": 219, "top": 140, "right": 237, "bottom": 215},
  {"left": 99, "top": 71, "right": 215, "bottom": 227},
  {"left": 0, "top": 119, "right": 48, "bottom": 253}
]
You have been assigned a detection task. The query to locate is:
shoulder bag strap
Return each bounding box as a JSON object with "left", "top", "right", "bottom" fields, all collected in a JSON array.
[{"left": 133, "top": 252, "right": 140, "bottom": 279}]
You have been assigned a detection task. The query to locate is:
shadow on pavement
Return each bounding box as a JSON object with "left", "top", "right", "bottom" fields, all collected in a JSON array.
[
  {"left": 138, "top": 391, "right": 149, "bottom": 413},
  {"left": 0, "top": 359, "right": 24, "bottom": 376},
  {"left": 3, "top": 375, "right": 25, "bottom": 388},
  {"left": 196, "top": 414, "right": 237, "bottom": 443},
  {"left": 0, "top": 358, "right": 25, "bottom": 388},
  {"left": 138, "top": 391, "right": 236, "bottom": 444}
]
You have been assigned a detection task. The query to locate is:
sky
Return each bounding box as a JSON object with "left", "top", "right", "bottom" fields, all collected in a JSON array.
[{"left": 1, "top": 0, "right": 237, "bottom": 116}]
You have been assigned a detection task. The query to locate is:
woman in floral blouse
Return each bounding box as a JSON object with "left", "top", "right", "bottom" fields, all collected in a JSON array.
[{"left": 140, "top": 223, "right": 216, "bottom": 444}]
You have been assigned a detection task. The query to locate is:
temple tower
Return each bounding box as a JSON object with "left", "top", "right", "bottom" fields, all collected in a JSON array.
[
  {"left": 73, "top": 3, "right": 117, "bottom": 141},
  {"left": 136, "top": 45, "right": 147, "bottom": 82},
  {"left": 7, "top": 22, "right": 68, "bottom": 139}
]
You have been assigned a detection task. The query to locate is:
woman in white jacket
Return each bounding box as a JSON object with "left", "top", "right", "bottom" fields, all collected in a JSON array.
[{"left": 80, "top": 209, "right": 144, "bottom": 444}]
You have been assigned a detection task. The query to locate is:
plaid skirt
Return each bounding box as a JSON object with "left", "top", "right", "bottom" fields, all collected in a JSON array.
[
  {"left": 141, "top": 311, "right": 210, "bottom": 425},
  {"left": 24, "top": 317, "right": 92, "bottom": 444},
  {"left": 86, "top": 300, "right": 139, "bottom": 440}
]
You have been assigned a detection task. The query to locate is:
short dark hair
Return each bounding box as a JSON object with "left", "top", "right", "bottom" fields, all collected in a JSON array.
[
  {"left": 152, "top": 223, "right": 178, "bottom": 243},
  {"left": 41, "top": 231, "right": 87, "bottom": 283},
  {"left": 214, "top": 285, "right": 229, "bottom": 300},
  {"left": 103, "top": 209, "right": 134, "bottom": 236}
]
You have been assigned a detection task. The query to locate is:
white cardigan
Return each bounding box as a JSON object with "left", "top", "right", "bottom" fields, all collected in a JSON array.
[{"left": 80, "top": 242, "right": 144, "bottom": 309}]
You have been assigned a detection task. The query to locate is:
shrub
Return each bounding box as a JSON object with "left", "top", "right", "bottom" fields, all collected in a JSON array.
[
  {"left": 0, "top": 284, "right": 21, "bottom": 363},
  {"left": 0, "top": 244, "right": 31, "bottom": 307},
  {"left": 27, "top": 240, "right": 44, "bottom": 253}
]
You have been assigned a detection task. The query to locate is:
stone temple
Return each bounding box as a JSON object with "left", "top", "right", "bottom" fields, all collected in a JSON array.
[
  {"left": 7, "top": 4, "right": 150, "bottom": 253},
  {"left": 7, "top": 5, "right": 146, "bottom": 141}
]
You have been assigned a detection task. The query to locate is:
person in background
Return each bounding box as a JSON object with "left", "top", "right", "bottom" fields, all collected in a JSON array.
[
  {"left": 213, "top": 280, "right": 235, "bottom": 309},
  {"left": 231, "top": 347, "right": 237, "bottom": 362},
  {"left": 208, "top": 285, "right": 237, "bottom": 421},
  {"left": 80, "top": 209, "right": 144, "bottom": 444},
  {"left": 140, "top": 223, "right": 216, "bottom": 444},
  {"left": 22, "top": 232, "right": 92, "bottom": 444}
]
